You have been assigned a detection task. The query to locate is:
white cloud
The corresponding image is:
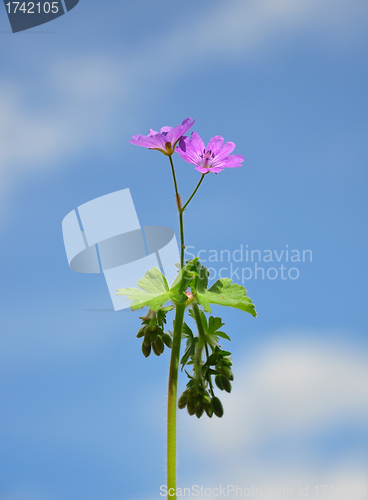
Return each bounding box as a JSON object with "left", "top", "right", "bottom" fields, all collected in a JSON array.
[
  {"left": 0, "top": 57, "right": 127, "bottom": 194},
  {"left": 180, "top": 335, "right": 368, "bottom": 451},
  {"left": 0, "top": 0, "right": 366, "bottom": 197},
  {"left": 169, "top": 333, "right": 368, "bottom": 500}
]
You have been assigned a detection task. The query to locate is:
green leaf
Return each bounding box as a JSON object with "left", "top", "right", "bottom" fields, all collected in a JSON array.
[
  {"left": 181, "top": 337, "right": 198, "bottom": 370},
  {"left": 208, "top": 316, "right": 225, "bottom": 334},
  {"left": 196, "top": 278, "right": 257, "bottom": 317},
  {"left": 205, "top": 353, "right": 218, "bottom": 366},
  {"left": 217, "top": 350, "right": 232, "bottom": 357},
  {"left": 199, "top": 310, "right": 208, "bottom": 332},
  {"left": 206, "top": 368, "right": 219, "bottom": 376},
  {"left": 182, "top": 322, "right": 194, "bottom": 340},
  {"left": 117, "top": 267, "right": 172, "bottom": 311},
  {"left": 188, "top": 309, "right": 196, "bottom": 321},
  {"left": 215, "top": 331, "right": 231, "bottom": 341},
  {"left": 192, "top": 260, "right": 209, "bottom": 293},
  {"left": 170, "top": 258, "right": 199, "bottom": 295}
]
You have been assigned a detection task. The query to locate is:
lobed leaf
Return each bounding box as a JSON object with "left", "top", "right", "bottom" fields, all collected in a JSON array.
[
  {"left": 117, "top": 267, "right": 172, "bottom": 311},
  {"left": 196, "top": 278, "right": 257, "bottom": 317}
]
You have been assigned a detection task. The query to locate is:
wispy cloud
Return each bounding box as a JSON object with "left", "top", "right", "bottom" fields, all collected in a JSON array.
[
  {"left": 0, "top": 57, "right": 126, "bottom": 194},
  {"left": 171, "top": 333, "right": 368, "bottom": 500},
  {"left": 181, "top": 334, "right": 368, "bottom": 452},
  {"left": 0, "top": 0, "right": 366, "bottom": 196}
]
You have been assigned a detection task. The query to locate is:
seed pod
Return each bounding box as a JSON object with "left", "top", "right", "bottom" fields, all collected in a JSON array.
[
  {"left": 212, "top": 397, "right": 224, "bottom": 418},
  {"left": 136, "top": 328, "right": 145, "bottom": 338},
  {"left": 153, "top": 336, "right": 165, "bottom": 355},
  {"left": 142, "top": 341, "right": 151, "bottom": 358},
  {"left": 204, "top": 401, "right": 213, "bottom": 418},
  {"left": 162, "top": 333, "right": 172, "bottom": 349},
  {"left": 220, "top": 376, "right": 232, "bottom": 393},
  {"left": 215, "top": 374, "right": 224, "bottom": 391},
  {"left": 187, "top": 399, "right": 196, "bottom": 416},
  {"left": 178, "top": 393, "right": 187, "bottom": 409}
]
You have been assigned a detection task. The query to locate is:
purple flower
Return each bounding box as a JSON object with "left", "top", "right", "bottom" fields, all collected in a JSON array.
[
  {"left": 177, "top": 132, "right": 244, "bottom": 174},
  {"left": 129, "top": 117, "right": 195, "bottom": 156}
]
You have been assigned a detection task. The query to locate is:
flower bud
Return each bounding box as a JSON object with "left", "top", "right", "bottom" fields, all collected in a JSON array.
[
  {"left": 204, "top": 401, "right": 213, "bottom": 418},
  {"left": 202, "top": 392, "right": 211, "bottom": 404},
  {"left": 152, "top": 338, "right": 163, "bottom": 356},
  {"left": 186, "top": 390, "right": 194, "bottom": 402},
  {"left": 212, "top": 397, "right": 224, "bottom": 418},
  {"left": 155, "top": 335, "right": 165, "bottom": 354},
  {"left": 162, "top": 333, "right": 173, "bottom": 348},
  {"left": 142, "top": 341, "right": 151, "bottom": 358},
  {"left": 178, "top": 392, "right": 187, "bottom": 409},
  {"left": 220, "top": 366, "right": 232, "bottom": 379},
  {"left": 149, "top": 331, "right": 157, "bottom": 343},
  {"left": 220, "top": 376, "right": 232, "bottom": 393},
  {"left": 143, "top": 333, "right": 151, "bottom": 347},
  {"left": 215, "top": 374, "right": 224, "bottom": 391},
  {"left": 195, "top": 398, "right": 204, "bottom": 419},
  {"left": 187, "top": 399, "right": 196, "bottom": 416},
  {"left": 136, "top": 328, "right": 145, "bottom": 338},
  {"left": 222, "top": 358, "right": 232, "bottom": 367}
]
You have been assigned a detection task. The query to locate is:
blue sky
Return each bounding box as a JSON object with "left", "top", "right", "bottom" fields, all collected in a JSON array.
[{"left": 1, "top": 1, "right": 367, "bottom": 499}]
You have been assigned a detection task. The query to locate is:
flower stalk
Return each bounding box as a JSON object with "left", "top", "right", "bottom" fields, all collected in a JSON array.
[
  {"left": 166, "top": 154, "right": 208, "bottom": 498},
  {"left": 121, "top": 118, "right": 256, "bottom": 499},
  {"left": 167, "top": 302, "right": 186, "bottom": 496}
]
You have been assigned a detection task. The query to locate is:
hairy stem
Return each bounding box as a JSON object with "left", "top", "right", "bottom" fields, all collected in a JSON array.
[
  {"left": 167, "top": 303, "right": 186, "bottom": 498},
  {"left": 181, "top": 173, "right": 207, "bottom": 212},
  {"left": 169, "top": 155, "right": 185, "bottom": 267}
]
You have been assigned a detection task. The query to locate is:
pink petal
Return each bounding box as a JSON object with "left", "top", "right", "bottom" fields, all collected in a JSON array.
[
  {"left": 130, "top": 133, "right": 167, "bottom": 150},
  {"left": 180, "top": 117, "right": 196, "bottom": 134},
  {"left": 129, "top": 134, "right": 158, "bottom": 148},
  {"left": 160, "top": 126, "right": 172, "bottom": 134},
  {"left": 206, "top": 135, "right": 224, "bottom": 155},
  {"left": 166, "top": 118, "right": 195, "bottom": 146},
  {"left": 178, "top": 147, "right": 199, "bottom": 165},
  {"left": 189, "top": 131, "right": 205, "bottom": 154},
  {"left": 195, "top": 165, "right": 223, "bottom": 174},
  {"left": 221, "top": 154, "right": 244, "bottom": 168},
  {"left": 215, "top": 141, "right": 236, "bottom": 161}
]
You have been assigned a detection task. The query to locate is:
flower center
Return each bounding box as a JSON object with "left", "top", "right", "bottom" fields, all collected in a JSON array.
[{"left": 199, "top": 149, "right": 215, "bottom": 168}]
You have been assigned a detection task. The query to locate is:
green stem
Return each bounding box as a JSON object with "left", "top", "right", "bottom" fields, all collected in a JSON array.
[
  {"left": 167, "top": 303, "right": 186, "bottom": 499},
  {"left": 166, "top": 156, "right": 206, "bottom": 496},
  {"left": 169, "top": 154, "right": 180, "bottom": 199},
  {"left": 191, "top": 302, "right": 215, "bottom": 397},
  {"left": 181, "top": 174, "right": 207, "bottom": 212},
  {"left": 169, "top": 155, "right": 185, "bottom": 267}
]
